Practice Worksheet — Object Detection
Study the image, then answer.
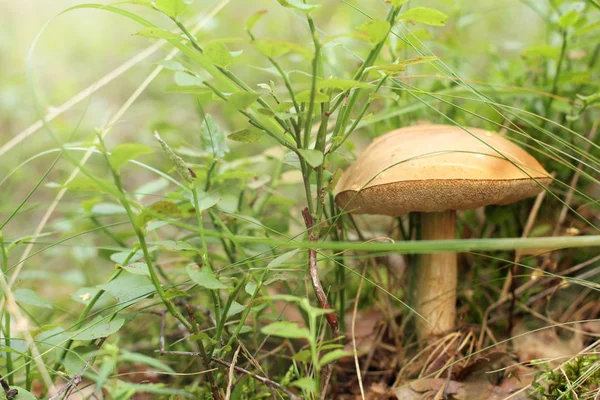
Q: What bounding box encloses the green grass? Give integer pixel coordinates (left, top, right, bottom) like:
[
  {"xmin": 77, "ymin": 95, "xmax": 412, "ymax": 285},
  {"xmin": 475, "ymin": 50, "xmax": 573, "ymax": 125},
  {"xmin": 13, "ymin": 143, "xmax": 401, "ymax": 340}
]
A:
[{"xmin": 0, "ymin": 0, "xmax": 599, "ymax": 398}]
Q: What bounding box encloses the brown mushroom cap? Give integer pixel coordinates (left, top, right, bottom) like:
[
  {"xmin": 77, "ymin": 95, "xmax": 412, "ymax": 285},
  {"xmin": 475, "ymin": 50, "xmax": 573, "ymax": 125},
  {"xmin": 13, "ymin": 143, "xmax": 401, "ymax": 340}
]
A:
[{"xmin": 335, "ymin": 125, "xmax": 551, "ymax": 216}]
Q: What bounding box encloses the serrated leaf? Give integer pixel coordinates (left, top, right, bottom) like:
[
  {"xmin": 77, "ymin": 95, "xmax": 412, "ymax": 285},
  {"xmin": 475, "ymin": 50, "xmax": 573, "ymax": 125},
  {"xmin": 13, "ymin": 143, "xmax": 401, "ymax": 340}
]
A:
[
  {"xmin": 135, "ymin": 27, "xmax": 180, "ymax": 39},
  {"xmin": 277, "ymin": 0, "xmax": 320, "ymax": 13},
  {"xmin": 398, "ymin": 7, "xmax": 448, "ymax": 26},
  {"xmin": 296, "ymin": 90, "xmax": 329, "ymax": 103},
  {"xmin": 317, "ymin": 78, "xmax": 373, "ymax": 90},
  {"xmin": 204, "ymin": 41, "xmax": 234, "ymax": 68},
  {"xmin": 73, "ymin": 317, "xmax": 125, "ymax": 340},
  {"xmin": 200, "ymin": 114, "xmax": 229, "ymax": 158},
  {"xmin": 261, "ymin": 321, "xmax": 311, "ymax": 339},
  {"xmin": 187, "ymin": 264, "xmax": 231, "ymax": 289},
  {"xmin": 110, "ymin": 143, "xmax": 153, "ymax": 170},
  {"xmin": 318, "ymin": 349, "xmax": 353, "ymax": 366},
  {"xmin": 298, "ymin": 149, "xmax": 324, "ymax": 167},
  {"xmin": 14, "ymin": 288, "xmax": 52, "ymax": 309},
  {"xmin": 155, "ymin": 0, "xmax": 193, "ymax": 18},
  {"xmin": 357, "ymin": 19, "xmax": 391, "ymax": 44},
  {"xmin": 246, "ymin": 9, "xmax": 268, "ymax": 32},
  {"xmin": 228, "ymin": 92, "xmax": 262, "ymax": 109},
  {"xmin": 268, "ymin": 249, "xmax": 300, "ymax": 268},
  {"xmin": 558, "ymin": 10, "xmax": 579, "ymax": 28},
  {"xmin": 228, "ymin": 128, "xmax": 265, "ymax": 143},
  {"xmin": 253, "ymin": 38, "xmax": 312, "ymax": 59}
]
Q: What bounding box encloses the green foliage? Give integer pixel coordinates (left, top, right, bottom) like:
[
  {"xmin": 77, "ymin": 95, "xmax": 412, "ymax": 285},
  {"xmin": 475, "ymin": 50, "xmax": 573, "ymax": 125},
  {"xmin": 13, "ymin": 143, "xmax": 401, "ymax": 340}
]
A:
[
  {"xmin": 3, "ymin": 0, "xmax": 599, "ymax": 398},
  {"xmin": 531, "ymin": 355, "xmax": 600, "ymax": 399}
]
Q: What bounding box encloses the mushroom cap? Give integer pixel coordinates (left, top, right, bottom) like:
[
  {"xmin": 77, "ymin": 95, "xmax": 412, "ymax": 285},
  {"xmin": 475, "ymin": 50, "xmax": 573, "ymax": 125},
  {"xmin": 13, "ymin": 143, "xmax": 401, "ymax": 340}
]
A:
[{"xmin": 335, "ymin": 125, "xmax": 551, "ymax": 216}]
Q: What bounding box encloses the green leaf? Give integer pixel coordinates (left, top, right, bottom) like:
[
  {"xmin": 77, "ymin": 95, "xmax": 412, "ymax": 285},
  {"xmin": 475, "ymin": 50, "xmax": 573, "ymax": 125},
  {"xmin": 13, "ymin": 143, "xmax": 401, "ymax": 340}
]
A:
[
  {"xmin": 200, "ymin": 114, "xmax": 229, "ymax": 158},
  {"xmin": 296, "ymin": 90, "xmax": 329, "ymax": 103},
  {"xmin": 4, "ymin": 387, "xmax": 36, "ymax": 400},
  {"xmin": 118, "ymin": 262, "xmax": 150, "ymax": 276},
  {"xmin": 186, "ymin": 264, "xmax": 231, "ymax": 290},
  {"xmin": 253, "ymin": 38, "xmax": 312, "ymax": 59},
  {"xmin": 261, "ymin": 321, "xmax": 311, "ymax": 339},
  {"xmin": 575, "ymin": 21, "xmax": 600, "ymax": 36},
  {"xmin": 164, "ymin": 288, "xmax": 190, "ymax": 299},
  {"xmin": 246, "ymin": 9, "xmax": 268, "ymax": 32},
  {"xmin": 174, "ymin": 71, "xmax": 203, "ymax": 86},
  {"xmin": 155, "ymin": 0, "xmax": 193, "ymax": 18},
  {"xmin": 228, "ymin": 92, "xmax": 262, "ymax": 109},
  {"xmin": 135, "ymin": 27, "xmax": 181, "ymax": 39},
  {"xmin": 110, "ymin": 143, "xmax": 153, "ymax": 170},
  {"xmin": 71, "ymin": 287, "xmax": 100, "ymax": 304},
  {"xmin": 244, "ymin": 282, "xmax": 258, "ymax": 295},
  {"xmin": 268, "ymin": 249, "xmax": 300, "ymax": 268},
  {"xmin": 165, "ymin": 83, "xmax": 211, "ymax": 95},
  {"xmin": 74, "ymin": 317, "xmax": 126, "ymax": 340},
  {"xmin": 121, "ymin": 349, "xmax": 176, "ymax": 373},
  {"xmin": 228, "ymin": 128, "xmax": 265, "ymax": 143},
  {"xmin": 204, "ymin": 41, "xmax": 234, "ymax": 68},
  {"xmin": 64, "ymin": 177, "xmax": 119, "ymax": 197},
  {"xmin": 157, "ymin": 60, "xmax": 185, "ymax": 71},
  {"xmin": 357, "ymin": 19, "xmax": 391, "ymax": 44},
  {"xmin": 139, "ymin": 200, "xmax": 182, "ymax": 225},
  {"xmin": 522, "ymin": 45, "xmax": 559, "ymax": 59},
  {"xmin": 398, "ymin": 7, "xmax": 448, "ymax": 26},
  {"xmin": 291, "ymin": 377, "xmax": 318, "ymax": 392},
  {"xmin": 558, "ymin": 10, "xmax": 579, "ymax": 28},
  {"xmin": 226, "ymin": 301, "xmax": 246, "ymax": 317},
  {"xmin": 192, "ymin": 188, "xmax": 220, "ymax": 211},
  {"xmin": 317, "ymin": 78, "xmax": 373, "ymax": 90},
  {"xmin": 14, "ymin": 289, "xmax": 52, "ymax": 309},
  {"xmin": 387, "ymin": 0, "xmax": 408, "ymax": 6},
  {"xmin": 318, "ymin": 349, "xmax": 353, "ymax": 366},
  {"xmin": 298, "ymin": 149, "xmax": 324, "ymax": 168},
  {"xmin": 372, "ymin": 56, "xmax": 438, "ymax": 74},
  {"xmin": 277, "ymin": 0, "xmax": 320, "ymax": 13},
  {"xmin": 97, "ymin": 273, "xmax": 155, "ymax": 303}
]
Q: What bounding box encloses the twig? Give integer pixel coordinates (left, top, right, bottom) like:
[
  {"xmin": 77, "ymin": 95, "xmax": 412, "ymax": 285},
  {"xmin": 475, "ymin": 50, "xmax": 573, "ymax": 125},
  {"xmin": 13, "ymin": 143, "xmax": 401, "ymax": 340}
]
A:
[
  {"xmin": 224, "ymin": 346, "xmax": 241, "ymax": 400},
  {"xmin": 211, "ymin": 358, "xmax": 301, "ymax": 400},
  {"xmin": 301, "ymin": 207, "xmax": 339, "ymax": 337},
  {"xmin": 50, "ymin": 338, "xmax": 107, "ymax": 400},
  {"xmin": 158, "ymin": 351, "xmax": 300, "ymax": 399}
]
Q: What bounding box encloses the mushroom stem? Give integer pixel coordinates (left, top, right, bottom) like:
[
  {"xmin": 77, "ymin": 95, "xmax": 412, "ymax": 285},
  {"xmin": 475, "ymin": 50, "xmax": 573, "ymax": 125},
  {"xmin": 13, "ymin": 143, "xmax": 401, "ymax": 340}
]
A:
[{"xmin": 416, "ymin": 210, "xmax": 457, "ymax": 340}]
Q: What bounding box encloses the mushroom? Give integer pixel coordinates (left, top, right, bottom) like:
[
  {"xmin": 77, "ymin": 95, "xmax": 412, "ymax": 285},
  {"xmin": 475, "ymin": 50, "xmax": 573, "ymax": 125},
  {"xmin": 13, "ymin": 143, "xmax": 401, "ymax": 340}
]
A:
[{"xmin": 335, "ymin": 124, "xmax": 551, "ymax": 339}]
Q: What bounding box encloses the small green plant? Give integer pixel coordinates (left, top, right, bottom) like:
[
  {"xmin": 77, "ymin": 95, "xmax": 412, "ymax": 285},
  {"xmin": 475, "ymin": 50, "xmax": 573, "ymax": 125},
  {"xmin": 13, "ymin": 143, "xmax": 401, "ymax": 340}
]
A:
[{"xmin": 530, "ymin": 354, "xmax": 600, "ymax": 399}]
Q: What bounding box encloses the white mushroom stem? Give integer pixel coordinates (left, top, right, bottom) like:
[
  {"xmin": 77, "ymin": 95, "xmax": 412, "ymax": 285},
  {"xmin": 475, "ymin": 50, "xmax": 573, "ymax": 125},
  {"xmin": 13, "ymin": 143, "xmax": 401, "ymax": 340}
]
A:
[{"xmin": 416, "ymin": 210, "xmax": 457, "ymax": 340}]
